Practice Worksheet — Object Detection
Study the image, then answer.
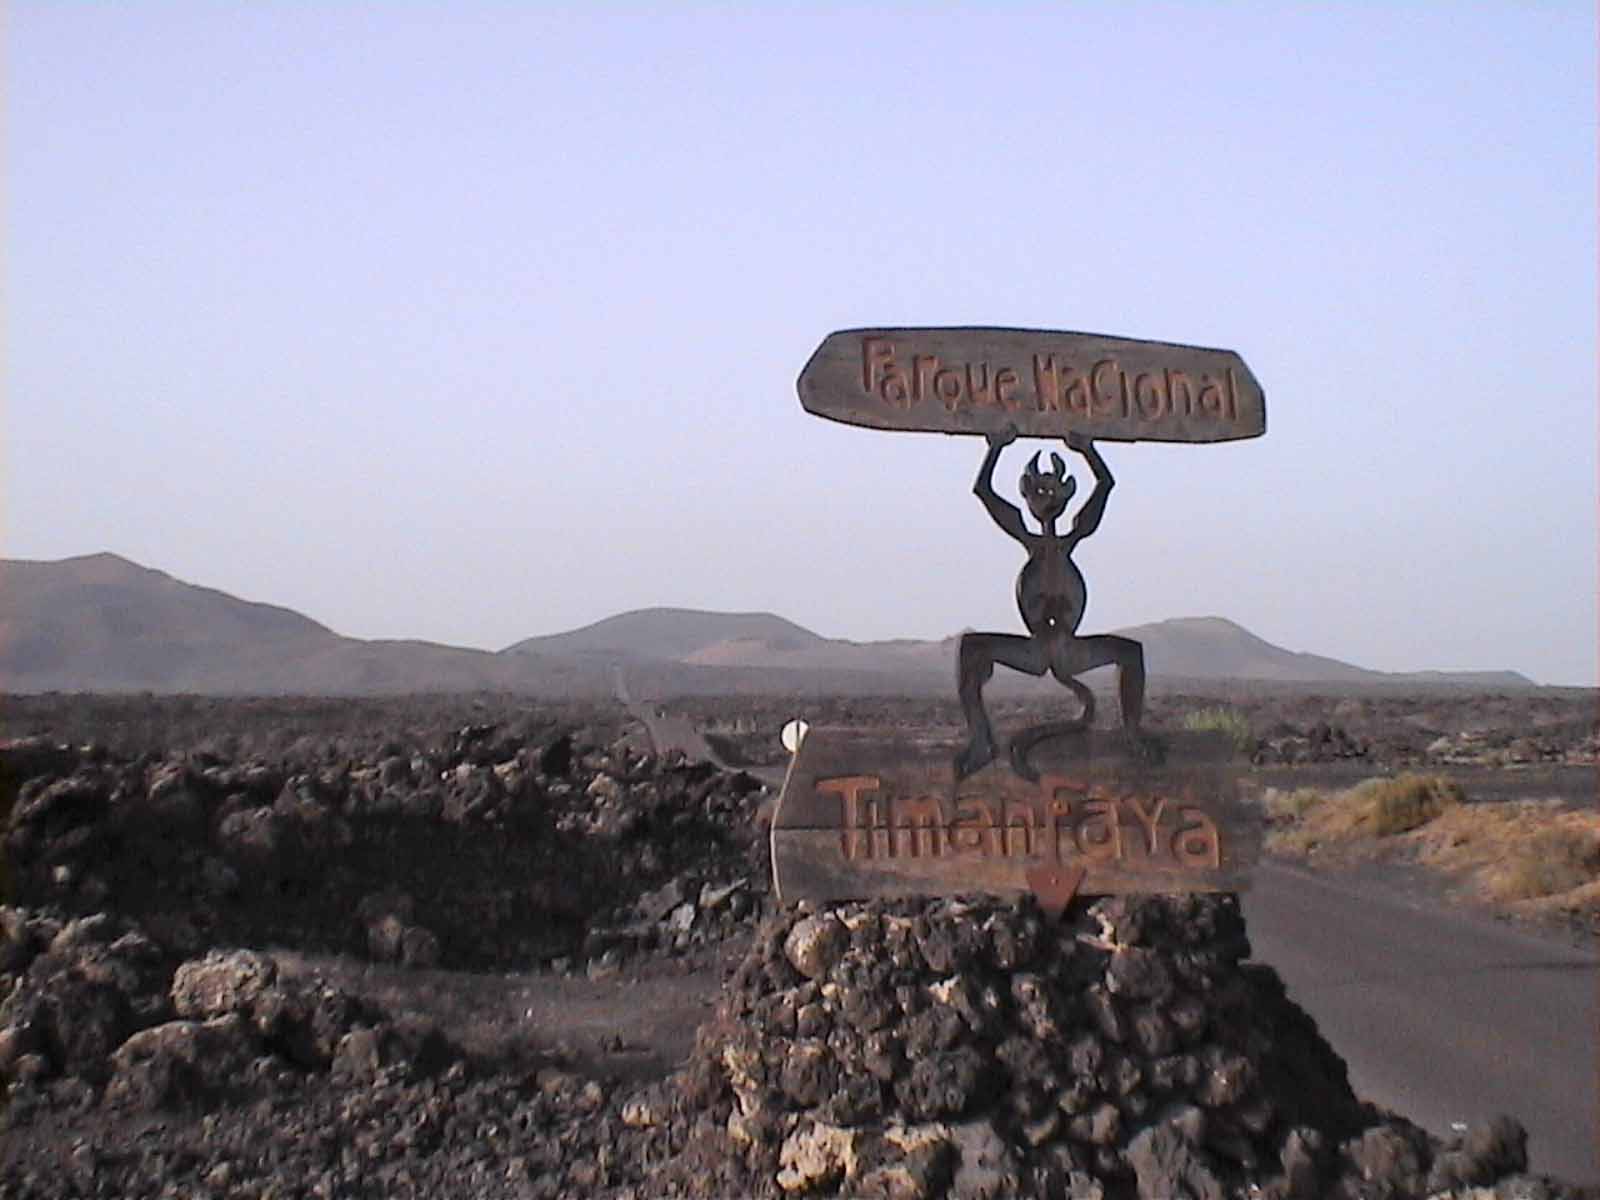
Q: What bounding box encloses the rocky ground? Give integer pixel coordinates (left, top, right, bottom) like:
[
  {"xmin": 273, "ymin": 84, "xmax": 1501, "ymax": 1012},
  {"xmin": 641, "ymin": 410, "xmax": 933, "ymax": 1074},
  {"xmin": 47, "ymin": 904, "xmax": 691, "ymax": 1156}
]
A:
[
  {"xmin": 686, "ymin": 689, "xmax": 1599, "ymax": 773},
  {"xmin": 1, "ymin": 694, "xmax": 1594, "ymax": 1199}
]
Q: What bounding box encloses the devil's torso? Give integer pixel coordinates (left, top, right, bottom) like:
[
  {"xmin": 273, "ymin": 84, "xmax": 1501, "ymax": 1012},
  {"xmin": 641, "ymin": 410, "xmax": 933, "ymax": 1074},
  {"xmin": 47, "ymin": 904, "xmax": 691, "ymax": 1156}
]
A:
[{"xmin": 1016, "ymin": 535, "xmax": 1086, "ymax": 641}]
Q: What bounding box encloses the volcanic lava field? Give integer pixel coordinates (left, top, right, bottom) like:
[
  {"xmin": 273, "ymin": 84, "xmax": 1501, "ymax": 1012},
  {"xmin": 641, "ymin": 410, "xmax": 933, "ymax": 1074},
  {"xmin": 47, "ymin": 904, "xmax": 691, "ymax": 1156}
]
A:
[{"xmin": 0, "ymin": 689, "xmax": 1594, "ymax": 1199}]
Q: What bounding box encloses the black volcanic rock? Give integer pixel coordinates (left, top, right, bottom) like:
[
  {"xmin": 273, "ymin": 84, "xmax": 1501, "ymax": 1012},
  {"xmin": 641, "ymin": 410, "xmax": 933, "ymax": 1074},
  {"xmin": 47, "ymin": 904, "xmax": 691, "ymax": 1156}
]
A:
[
  {"xmin": 2, "ymin": 717, "xmax": 769, "ymax": 973},
  {"xmin": 0, "ymin": 696, "xmax": 1589, "ymax": 1199},
  {"xmin": 651, "ymin": 895, "xmax": 1564, "ymax": 1199}
]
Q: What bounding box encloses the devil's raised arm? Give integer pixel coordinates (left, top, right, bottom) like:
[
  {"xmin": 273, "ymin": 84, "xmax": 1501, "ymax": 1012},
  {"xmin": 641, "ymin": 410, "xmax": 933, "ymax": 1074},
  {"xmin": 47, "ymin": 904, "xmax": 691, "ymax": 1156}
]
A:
[
  {"xmin": 974, "ymin": 430, "xmax": 1029, "ymax": 544},
  {"xmin": 1067, "ymin": 434, "xmax": 1114, "ymax": 540}
]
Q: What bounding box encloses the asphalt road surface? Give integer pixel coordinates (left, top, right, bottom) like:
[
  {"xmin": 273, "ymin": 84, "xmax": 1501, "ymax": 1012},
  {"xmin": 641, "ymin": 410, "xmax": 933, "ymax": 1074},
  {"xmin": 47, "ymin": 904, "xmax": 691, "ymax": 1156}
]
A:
[
  {"xmin": 1244, "ymin": 860, "xmax": 1598, "ymax": 1183},
  {"xmin": 616, "ymin": 694, "xmax": 725, "ymax": 773}
]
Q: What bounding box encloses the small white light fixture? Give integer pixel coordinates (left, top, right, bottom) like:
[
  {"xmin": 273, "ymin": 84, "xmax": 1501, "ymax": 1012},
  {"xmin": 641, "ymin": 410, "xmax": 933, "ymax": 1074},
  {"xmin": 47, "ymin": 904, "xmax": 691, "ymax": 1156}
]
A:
[{"xmin": 780, "ymin": 719, "xmax": 810, "ymax": 755}]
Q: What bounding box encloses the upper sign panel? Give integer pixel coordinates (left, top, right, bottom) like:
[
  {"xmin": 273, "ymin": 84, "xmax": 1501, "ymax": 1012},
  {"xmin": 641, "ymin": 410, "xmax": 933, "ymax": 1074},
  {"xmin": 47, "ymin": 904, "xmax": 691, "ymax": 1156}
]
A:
[{"xmin": 798, "ymin": 328, "xmax": 1265, "ymax": 443}]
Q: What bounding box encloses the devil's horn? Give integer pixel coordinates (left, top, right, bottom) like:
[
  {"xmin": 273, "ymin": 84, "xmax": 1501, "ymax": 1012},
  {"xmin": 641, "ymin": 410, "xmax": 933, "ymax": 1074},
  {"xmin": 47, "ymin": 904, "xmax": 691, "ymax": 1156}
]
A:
[
  {"xmin": 1050, "ymin": 452, "xmax": 1066, "ymax": 479},
  {"xmin": 1027, "ymin": 451, "xmax": 1042, "ymax": 477}
]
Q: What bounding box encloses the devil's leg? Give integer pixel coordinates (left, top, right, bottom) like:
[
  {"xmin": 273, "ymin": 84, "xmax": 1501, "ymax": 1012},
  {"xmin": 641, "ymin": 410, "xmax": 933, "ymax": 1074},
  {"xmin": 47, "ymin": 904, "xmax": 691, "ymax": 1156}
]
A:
[
  {"xmin": 1112, "ymin": 637, "xmax": 1146, "ymax": 737},
  {"xmin": 956, "ymin": 632, "xmax": 1047, "ymax": 778},
  {"xmin": 1050, "ymin": 634, "xmax": 1149, "ymax": 754},
  {"xmin": 1010, "ymin": 674, "xmax": 1097, "ymax": 779},
  {"xmin": 1051, "ymin": 672, "xmax": 1098, "ymax": 727}
]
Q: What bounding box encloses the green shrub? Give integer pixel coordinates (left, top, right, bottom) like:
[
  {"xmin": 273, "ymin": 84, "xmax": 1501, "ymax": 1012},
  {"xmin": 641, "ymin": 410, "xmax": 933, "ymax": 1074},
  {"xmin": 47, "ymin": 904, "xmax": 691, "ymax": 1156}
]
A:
[{"xmin": 1180, "ymin": 707, "xmax": 1255, "ymax": 754}]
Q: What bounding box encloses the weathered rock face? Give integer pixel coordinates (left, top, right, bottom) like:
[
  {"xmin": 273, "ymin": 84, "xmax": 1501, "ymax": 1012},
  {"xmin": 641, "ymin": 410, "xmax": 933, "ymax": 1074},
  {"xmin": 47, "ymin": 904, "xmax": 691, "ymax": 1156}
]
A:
[
  {"xmin": 170, "ymin": 948, "xmax": 377, "ymax": 1069},
  {"xmin": 1, "ymin": 725, "xmax": 770, "ymax": 972},
  {"xmin": 102, "ymin": 1014, "xmax": 258, "ymax": 1109},
  {"xmin": 0, "ymin": 700, "xmax": 1586, "ymax": 1199},
  {"xmin": 664, "ymin": 895, "xmax": 1541, "ymax": 1200},
  {"xmin": 0, "ymin": 910, "xmax": 175, "ymax": 1086},
  {"xmin": 0, "ymin": 913, "xmax": 464, "ymax": 1113},
  {"xmin": 1254, "ymin": 722, "xmax": 1370, "ymax": 765}
]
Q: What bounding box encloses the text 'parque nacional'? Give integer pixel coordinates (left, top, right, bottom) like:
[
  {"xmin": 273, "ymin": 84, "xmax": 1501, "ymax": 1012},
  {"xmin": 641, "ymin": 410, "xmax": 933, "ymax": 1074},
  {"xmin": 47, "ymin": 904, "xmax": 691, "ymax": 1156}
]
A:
[{"xmin": 798, "ymin": 327, "xmax": 1266, "ymax": 443}]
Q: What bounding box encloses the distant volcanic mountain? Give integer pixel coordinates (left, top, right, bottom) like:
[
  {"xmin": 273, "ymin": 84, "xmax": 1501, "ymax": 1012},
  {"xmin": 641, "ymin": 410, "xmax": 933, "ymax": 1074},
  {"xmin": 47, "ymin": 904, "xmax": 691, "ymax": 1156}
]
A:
[
  {"xmin": 0, "ymin": 553, "xmax": 1536, "ymax": 695},
  {"xmin": 0, "ymin": 554, "xmax": 563, "ymax": 695},
  {"xmin": 503, "ymin": 607, "xmax": 1534, "ymax": 689},
  {"xmin": 504, "ymin": 609, "xmax": 829, "ymax": 663},
  {"xmin": 1112, "ymin": 616, "xmax": 1397, "ymax": 685},
  {"xmin": 503, "ymin": 609, "xmax": 952, "ymax": 676},
  {"xmin": 1109, "ymin": 616, "xmax": 1532, "ymax": 689}
]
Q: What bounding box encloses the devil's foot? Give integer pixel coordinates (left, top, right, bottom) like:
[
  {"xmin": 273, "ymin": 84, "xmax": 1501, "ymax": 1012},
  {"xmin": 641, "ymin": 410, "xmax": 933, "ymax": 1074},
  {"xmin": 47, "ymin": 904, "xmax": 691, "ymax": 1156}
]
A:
[
  {"xmin": 1009, "ymin": 718, "xmax": 1094, "ymax": 780},
  {"xmin": 1008, "ymin": 740, "xmax": 1038, "ymax": 781},
  {"xmin": 1124, "ymin": 730, "xmax": 1167, "ymax": 764},
  {"xmin": 954, "ymin": 735, "xmax": 996, "ymax": 780}
]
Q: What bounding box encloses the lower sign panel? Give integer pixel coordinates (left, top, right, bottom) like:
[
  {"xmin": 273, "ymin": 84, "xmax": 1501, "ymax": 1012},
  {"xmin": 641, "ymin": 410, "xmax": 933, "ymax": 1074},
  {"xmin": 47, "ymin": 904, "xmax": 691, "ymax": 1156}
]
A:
[{"xmin": 770, "ymin": 729, "xmax": 1259, "ymax": 908}]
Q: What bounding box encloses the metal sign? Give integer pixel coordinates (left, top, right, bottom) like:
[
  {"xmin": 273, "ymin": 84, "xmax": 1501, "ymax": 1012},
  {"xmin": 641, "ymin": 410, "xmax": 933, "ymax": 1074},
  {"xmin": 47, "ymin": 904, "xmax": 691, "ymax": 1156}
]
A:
[
  {"xmin": 771, "ymin": 729, "xmax": 1259, "ymax": 914},
  {"xmin": 780, "ymin": 324, "xmax": 1266, "ymax": 910},
  {"xmin": 799, "ymin": 327, "xmax": 1265, "ymax": 443}
]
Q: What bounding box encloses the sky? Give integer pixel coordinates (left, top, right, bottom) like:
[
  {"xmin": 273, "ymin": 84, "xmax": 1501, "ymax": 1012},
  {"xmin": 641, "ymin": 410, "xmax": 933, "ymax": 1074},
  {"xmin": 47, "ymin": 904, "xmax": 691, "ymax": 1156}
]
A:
[{"xmin": 8, "ymin": 4, "xmax": 1597, "ymax": 685}]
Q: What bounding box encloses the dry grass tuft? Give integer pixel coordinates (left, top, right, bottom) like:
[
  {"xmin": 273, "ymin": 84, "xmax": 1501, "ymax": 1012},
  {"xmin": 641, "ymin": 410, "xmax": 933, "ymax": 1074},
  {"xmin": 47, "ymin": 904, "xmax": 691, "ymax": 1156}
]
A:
[
  {"xmin": 1272, "ymin": 781, "xmax": 1600, "ymax": 918},
  {"xmin": 1266, "ymin": 773, "xmax": 1463, "ymax": 855},
  {"xmin": 1491, "ymin": 824, "xmax": 1600, "ymax": 902},
  {"xmin": 1411, "ymin": 801, "xmax": 1600, "ymax": 908},
  {"xmin": 1357, "ymin": 774, "xmax": 1465, "ymax": 836},
  {"xmin": 1262, "ymin": 786, "xmax": 1326, "ymax": 824}
]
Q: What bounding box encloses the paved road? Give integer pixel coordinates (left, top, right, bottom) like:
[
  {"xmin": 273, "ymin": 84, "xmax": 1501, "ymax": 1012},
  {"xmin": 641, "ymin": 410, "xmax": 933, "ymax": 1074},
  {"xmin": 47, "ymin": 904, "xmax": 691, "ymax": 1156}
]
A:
[
  {"xmin": 635, "ymin": 695, "xmax": 1598, "ymax": 1184},
  {"xmin": 613, "ymin": 669, "xmax": 734, "ymax": 773},
  {"xmin": 1244, "ymin": 860, "xmax": 1598, "ymax": 1183}
]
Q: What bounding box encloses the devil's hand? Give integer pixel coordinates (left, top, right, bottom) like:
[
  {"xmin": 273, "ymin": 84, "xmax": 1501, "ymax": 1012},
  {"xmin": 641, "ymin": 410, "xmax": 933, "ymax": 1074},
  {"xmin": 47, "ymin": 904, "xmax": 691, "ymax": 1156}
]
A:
[{"xmin": 987, "ymin": 422, "xmax": 1019, "ymax": 450}]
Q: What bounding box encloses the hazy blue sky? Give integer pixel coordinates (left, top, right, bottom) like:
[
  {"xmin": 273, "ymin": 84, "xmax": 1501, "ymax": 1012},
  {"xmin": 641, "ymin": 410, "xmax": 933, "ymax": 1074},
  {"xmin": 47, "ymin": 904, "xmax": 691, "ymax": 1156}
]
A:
[{"xmin": 10, "ymin": 4, "xmax": 1596, "ymax": 684}]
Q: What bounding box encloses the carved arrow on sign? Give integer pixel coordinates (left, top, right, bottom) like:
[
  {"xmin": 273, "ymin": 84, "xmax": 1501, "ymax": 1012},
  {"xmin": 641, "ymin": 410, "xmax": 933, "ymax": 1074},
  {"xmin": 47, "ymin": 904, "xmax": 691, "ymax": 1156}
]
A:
[{"xmin": 1025, "ymin": 863, "xmax": 1087, "ymax": 918}]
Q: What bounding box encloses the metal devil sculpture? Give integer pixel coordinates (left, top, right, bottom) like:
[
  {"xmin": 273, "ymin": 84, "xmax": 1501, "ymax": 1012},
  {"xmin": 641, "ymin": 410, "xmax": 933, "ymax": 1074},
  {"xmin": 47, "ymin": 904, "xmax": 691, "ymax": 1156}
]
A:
[
  {"xmin": 768, "ymin": 327, "xmax": 1267, "ymax": 912},
  {"xmin": 956, "ymin": 424, "xmax": 1147, "ymax": 780}
]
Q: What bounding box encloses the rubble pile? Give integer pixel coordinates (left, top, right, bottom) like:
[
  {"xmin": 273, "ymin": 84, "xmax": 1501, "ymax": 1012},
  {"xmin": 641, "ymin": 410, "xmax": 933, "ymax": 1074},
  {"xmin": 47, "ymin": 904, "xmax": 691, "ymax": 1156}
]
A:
[
  {"xmin": 563, "ymin": 754, "xmax": 769, "ymax": 971},
  {"xmin": 1253, "ymin": 723, "xmax": 1370, "ymax": 766},
  {"xmin": 1, "ymin": 698, "xmax": 1592, "ymax": 1199},
  {"xmin": 654, "ymin": 895, "xmax": 1567, "ymax": 1199},
  {"xmin": 1, "ymin": 727, "xmax": 769, "ymax": 972},
  {"xmin": 0, "ymin": 893, "xmax": 1583, "ymax": 1199},
  {"xmin": 0, "ymin": 905, "xmax": 667, "ymax": 1199},
  {"xmin": 0, "ymin": 910, "xmax": 442, "ymax": 1111},
  {"xmin": 1421, "ymin": 731, "xmax": 1585, "ymax": 767}
]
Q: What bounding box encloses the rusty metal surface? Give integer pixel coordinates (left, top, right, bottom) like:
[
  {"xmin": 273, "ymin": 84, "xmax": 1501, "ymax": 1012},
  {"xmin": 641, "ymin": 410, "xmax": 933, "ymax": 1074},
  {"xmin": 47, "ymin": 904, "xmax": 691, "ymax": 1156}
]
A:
[
  {"xmin": 956, "ymin": 426, "xmax": 1147, "ymax": 779},
  {"xmin": 799, "ymin": 327, "xmax": 1265, "ymax": 443},
  {"xmin": 1023, "ymin": 863, "xmax": 1088, "ymax": 918},
  {"xmin": 782, "ymin": 323, "xmax": 1267, "ymax": 910},
  {"xmin": 770, "ymin": 728, "xmax": 1258, "ymax": 908}
]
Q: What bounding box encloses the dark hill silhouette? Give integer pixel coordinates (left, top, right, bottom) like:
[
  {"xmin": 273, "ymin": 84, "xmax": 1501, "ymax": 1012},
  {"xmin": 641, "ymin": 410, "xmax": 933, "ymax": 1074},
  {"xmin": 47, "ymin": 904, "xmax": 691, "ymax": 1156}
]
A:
[
  {"xmin": 0, "ymin": 554, "xmax": 579, "ymax": 695},
  {"xmin": 0, "ymin": 553, "xmax": 335, "ymax": 690},
  {"xmin": 503, "ymin": 608, "xmax": 952, "ymax": 676},
  {"xmin": 503, "ymin": 608, "xmax": 825, "ymax": 661},
  {"xmin": 1113, "ymin": 616, "xmax": 1381, "ymax": 684},
  {"xmin": 1111, "ymin": 616, "xmax": 1533, "ymax": 688},
  {"xmin": 0, "ymin": 553, "xmax": 1538, "ymax": 694},
  {"xmin": 6, "ymin": 551, "xmax": 329, "ymax": 643},
  {"xmin": 506, "ymin": 608, "xmax": 1538, "ymax": 688}
]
